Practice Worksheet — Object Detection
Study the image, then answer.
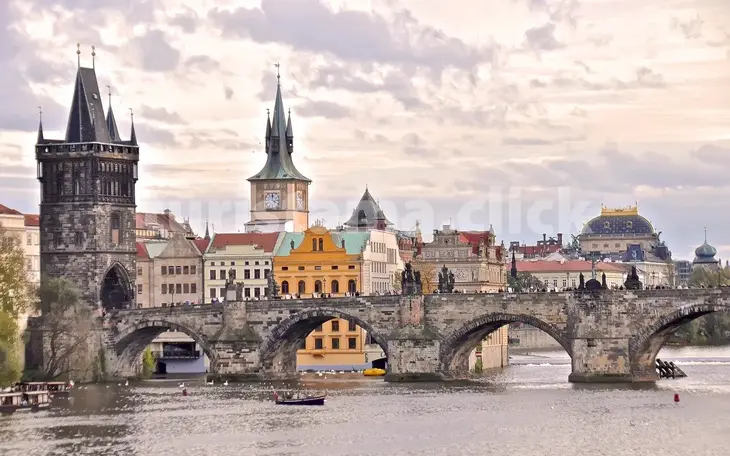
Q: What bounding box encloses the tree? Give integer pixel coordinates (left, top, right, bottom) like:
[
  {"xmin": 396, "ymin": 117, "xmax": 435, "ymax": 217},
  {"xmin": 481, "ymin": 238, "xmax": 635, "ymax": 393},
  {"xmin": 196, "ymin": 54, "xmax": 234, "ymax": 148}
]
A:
[
  {"xmin": 391, "ymin": 269, "xmax": 402, "ymax": 294},
  {"xmin": 410, "ymin": 258, "xmax": 437, "ymax": 294},
  {"xmin": 35, "ymin": 277, "xmax": 96, "ymax": 380},
  {"xmin": 141, "ymin": 347, "xmax": 155, "ymax": 378},
  {"xmin": 689, "ymin": 266, "xmax": 730, "ymax": 288},
  {"xmin": 0, "ymin": 224, "xmax": 33, "ymax": 386},
  {"xmin": 507, "ymin": 272, "xmax": 543, "ymax": 292}
]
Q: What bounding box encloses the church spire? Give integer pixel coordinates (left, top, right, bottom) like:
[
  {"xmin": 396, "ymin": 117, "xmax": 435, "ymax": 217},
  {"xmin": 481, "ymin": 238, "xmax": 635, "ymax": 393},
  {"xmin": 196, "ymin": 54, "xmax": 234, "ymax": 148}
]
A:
[
  {"xmin": 204, "ymin": 220, "xmax": 210, "ymax": 240},
  {"xmin": 65, "ymin": 43, "xmax": 111, "ymax": 143},
  {"xmin": 36, "ymin": 106, "xmax": 44, "ymax": 144},
  {"xmin": 105, "ymin": 85, "xmax": 121, "ymax": 142},
  {"xmin": 129, "ymin": 108, "xmax": 137, "ymax": 145},
  {"xmin": 511, "ymin": 249, "xmax": 518, "ymax": 279}
]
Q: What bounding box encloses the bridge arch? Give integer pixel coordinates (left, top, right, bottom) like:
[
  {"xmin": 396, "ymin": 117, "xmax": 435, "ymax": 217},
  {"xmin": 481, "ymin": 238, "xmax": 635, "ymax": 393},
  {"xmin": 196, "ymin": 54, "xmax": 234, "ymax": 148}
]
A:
[
  {"xmin": 259, "ymin": 306, "xmax": 389, "ymax": 376},
  {"xmin": 114, "ymin": 319, "xmax": 217, "ymax": 373},
  {"xmin": 101, "ymin": 262, "xmax": 133, "ymax": 311},
  {"xmin": 630, "ymin": 302, "xmax": 730, "ymax": 374},
  {"xmin": 439, "ymin": 312, "xmax": 571, "ymax": 374}
]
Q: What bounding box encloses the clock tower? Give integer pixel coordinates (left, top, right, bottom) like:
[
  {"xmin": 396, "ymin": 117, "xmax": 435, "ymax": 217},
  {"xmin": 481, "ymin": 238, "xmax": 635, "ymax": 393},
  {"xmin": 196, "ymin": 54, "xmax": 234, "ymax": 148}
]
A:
[{"xmin": 245, "ymin": 69, "xmax": 311, "ymax": 233}]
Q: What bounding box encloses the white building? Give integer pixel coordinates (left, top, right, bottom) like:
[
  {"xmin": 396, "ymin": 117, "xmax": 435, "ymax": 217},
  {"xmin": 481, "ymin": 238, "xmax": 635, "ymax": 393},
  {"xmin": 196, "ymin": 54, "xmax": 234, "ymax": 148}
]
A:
[{"xmin": 0, "ymin": 204, "xmax": 40, "ymax": 286}]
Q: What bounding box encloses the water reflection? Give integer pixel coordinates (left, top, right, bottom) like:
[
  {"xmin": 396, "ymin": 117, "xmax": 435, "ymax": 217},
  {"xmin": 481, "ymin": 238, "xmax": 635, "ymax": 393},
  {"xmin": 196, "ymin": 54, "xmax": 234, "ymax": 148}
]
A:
[{"xmin": 0, "ymin": 346, "xmax": 728, "ymax": 456}]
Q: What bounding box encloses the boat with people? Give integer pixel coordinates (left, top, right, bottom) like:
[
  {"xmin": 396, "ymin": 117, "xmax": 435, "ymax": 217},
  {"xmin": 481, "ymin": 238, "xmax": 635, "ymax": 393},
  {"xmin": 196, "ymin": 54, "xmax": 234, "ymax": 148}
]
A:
[
  {"xmin": 14, "ymin": 381, "xmax": 74, "ymax": 399},
  {"xmin": 272, "ymin": 387, "xmax": 326, "ymax": 406},
  {"xmin": 0, "ymin": 390, "xmax": 51, "ymax": 415}
]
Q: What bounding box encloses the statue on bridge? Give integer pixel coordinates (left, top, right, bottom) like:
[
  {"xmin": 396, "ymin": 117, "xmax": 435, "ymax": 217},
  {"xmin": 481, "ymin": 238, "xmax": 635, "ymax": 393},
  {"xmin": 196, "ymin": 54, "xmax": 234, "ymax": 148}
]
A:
[
  {"xmin": 402, "ymin": 262, "xmax": 422, "ymax": 295},
  {"xmin": 266, "ymin": 273, "xmax": 280, "ymax": 299},
  {"xmin": 438, "ymin": 265, "xmax": 455, "ymax": 293},
  {"xmin": 624, "ymin": 266, "xmax": 643, "ymax": 290},
  {"xmin": 225, "ymin": 268, "xmax": 236, "ymax": 289},
  {"xmin": 578, "ymin": 273, "xmax": 585, "ymax": 290}
]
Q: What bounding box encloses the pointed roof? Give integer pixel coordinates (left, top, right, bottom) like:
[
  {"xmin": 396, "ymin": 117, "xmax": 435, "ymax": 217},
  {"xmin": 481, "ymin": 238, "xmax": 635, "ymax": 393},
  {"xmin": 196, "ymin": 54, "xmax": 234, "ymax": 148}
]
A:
[
  {"xmin": 65, "ymin": 67, "xmax": 111, "ymax": 143},
  {"xmin": 248, "ymin": 72, "xmax": 310, "ymax": 182},
  {"xmin": 36, "ymin": 117, "xmax": 44, "ymax": 144},
  {"xmin": 286, "ymin": 108, "xmax": 293, "ymax": 138},
  {"xmin": 106, "ymin": 98, "xmax": 121, "ymax": 142},
  {"xmin": 130, "ymin": 114, "xmax": 137, "ymax": 145},
  {"xmin": 265, "ymin": 111, "xmax": 271, "ymax": 139},
  {"xmin": 344, "ymin": 187, "xmax": 393, "ymax": 229},
  {"xmin": 204, "ymin": 221, "xmax": 210, "ymax": 240}
]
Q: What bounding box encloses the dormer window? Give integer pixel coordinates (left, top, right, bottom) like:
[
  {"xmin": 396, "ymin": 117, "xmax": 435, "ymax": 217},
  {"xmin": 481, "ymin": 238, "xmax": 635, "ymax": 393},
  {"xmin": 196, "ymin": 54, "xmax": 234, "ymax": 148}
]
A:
[
  {"xmin": 603, "ymin": 221, "xmax": 610, "ymax": 229},
  {"xmin": 626, "ymin": 221, "xmax": 633, "ymax": 229}
]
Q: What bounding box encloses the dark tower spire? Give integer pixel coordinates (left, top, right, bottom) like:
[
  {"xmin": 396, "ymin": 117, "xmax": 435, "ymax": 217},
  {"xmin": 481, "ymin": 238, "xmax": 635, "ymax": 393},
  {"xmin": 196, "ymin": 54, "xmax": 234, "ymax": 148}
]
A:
[
  {"xmin": 247, "ymin": 64, "xmax": 310, "ymax": 182},
  {"xmin": 286, "ymin": 108, "xmax": 293, "ymax": 154},
  {"xmin": 129, "ymin": 108, "xmax": 137, "ymax": 145},
  {"xmin": 204, "ymin": 221, "xmax": 210, "ymax": 240},
  {"xmin": 105, "ymin": 85, "xmax": 121, "ymax": 142},
  {"xmin": 265, "ymin": 109, "xmax": 271, "ymax": 153},
  {"xmin": 510, "ymin": 250, "xmax": 518, "ymax": 279},
  {"xmin": 36, "ymin": 106, "xmax": 44, "ymax": 144},
  {"xmin": 65, "ymin": 43, "xmax": 111, "ymax": 143}
]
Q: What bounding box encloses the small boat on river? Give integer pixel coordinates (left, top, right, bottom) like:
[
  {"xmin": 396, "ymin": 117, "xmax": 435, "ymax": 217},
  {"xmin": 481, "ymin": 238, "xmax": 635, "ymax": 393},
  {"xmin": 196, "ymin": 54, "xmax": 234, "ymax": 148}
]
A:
[
  {"xmin": 272, "ymin": 387, "xmax": 326, "ymax": 406},
  {"xmin": 0, "ymin": 391, "xmax": 51, "ymax": 415},
  {"xmin": 45, "ymin": 382, "xmax": 72, "ymax": 398}
]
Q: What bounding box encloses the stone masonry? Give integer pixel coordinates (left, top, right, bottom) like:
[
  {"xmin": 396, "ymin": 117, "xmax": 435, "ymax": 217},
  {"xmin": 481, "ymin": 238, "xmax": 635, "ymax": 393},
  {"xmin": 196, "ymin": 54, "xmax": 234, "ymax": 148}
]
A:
[{"xmin": 100, "ymin": 287, "xmax": 730, "ymax": 383}]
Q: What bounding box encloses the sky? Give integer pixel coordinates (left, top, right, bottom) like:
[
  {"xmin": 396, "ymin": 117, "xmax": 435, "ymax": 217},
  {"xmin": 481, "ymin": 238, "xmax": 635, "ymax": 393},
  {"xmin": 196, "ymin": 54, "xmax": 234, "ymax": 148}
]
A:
[{"xmin": 1, "ymin": 0, "xmax": 729, "ymax": 261}]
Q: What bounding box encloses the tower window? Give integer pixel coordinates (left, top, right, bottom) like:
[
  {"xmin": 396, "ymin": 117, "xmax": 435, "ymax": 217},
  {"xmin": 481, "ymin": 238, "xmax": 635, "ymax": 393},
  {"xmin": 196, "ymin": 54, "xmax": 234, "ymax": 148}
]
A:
[
  {"xmin": 75, "ymin": 232, "xmax": 83, "ymax": 247},
  {"xmin": 110, "ymin": 213, "xmax": 121, "ymax": 245},
  {"xmin": 312, "ymin": 238, "xmax": 317, "ymax": 251},
  {"xmin": 318, "ymin": 238, "xmax": 324, "ymax": 251}
]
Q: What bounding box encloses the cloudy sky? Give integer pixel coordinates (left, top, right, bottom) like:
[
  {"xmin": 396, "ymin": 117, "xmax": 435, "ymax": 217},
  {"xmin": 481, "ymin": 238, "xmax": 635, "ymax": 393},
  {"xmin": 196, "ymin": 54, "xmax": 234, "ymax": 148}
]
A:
[{"xmin": 1, "ymin": 0, "xmax": 729, "ymax": 260}]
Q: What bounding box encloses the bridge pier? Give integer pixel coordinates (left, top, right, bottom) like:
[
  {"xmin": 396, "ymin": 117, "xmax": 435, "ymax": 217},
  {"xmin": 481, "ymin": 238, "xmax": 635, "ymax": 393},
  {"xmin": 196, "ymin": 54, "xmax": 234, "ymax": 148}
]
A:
[{"xmin": 568, "ymin": 337, "xmax": 633, "ymax": 383}]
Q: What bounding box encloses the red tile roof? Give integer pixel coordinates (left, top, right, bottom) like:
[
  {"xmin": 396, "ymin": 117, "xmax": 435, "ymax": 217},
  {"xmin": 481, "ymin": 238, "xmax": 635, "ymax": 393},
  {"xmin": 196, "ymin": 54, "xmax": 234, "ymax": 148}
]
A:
[
  {"xmin": 193, "ymin": 238, "xmax": 211, "ymax": 255},
  {"xmin": 516, "ymin": 260, "xmax": 626, "ymax": 273},
  {"xmin": 210, "ymin": 233, "xmax": 280, "ymax": 252},
  {"xmin": 24, "ymin": 214, "xmax": 40, "ymax": 227},
  {"xmin": 519, "ymin": 244, "xmax": 561, "ymax": 256},
  {"xmin": 458, "ymin": 231, "xmax": 491, "ymax": 254},
  {"xmin": 136, "ymin": 242, "xmax": 149, "ymax": 259},
  {"xmin": 0, "ymin": 204, "xmax": 22, "ymax": 215},
  {"xmin": 135, "ymin": 212, "xmax": 187, "ymax": 232}
]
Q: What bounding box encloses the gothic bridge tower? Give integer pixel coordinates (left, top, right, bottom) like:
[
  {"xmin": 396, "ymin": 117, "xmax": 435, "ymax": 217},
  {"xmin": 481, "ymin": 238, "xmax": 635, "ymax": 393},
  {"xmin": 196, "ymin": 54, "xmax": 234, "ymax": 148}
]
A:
[{"xmin": 35, "ymin": 46, "xmax": 139, "ymax": 311}]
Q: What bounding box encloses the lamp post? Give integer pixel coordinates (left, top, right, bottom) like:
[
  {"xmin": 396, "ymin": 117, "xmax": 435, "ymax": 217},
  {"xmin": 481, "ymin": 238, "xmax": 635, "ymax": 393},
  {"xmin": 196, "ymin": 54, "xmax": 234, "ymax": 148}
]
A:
[{"xmin": 323, "ymin": 278, "xmax": 327, "ymax": 297}]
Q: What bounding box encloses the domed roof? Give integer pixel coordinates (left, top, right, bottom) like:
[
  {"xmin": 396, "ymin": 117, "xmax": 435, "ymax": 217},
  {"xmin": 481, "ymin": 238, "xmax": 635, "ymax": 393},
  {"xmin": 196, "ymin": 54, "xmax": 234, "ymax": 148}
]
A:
[
  {"xmin": 694, "ymin": 242, "xmax": 717, "ymax": 259},
  {"xmin": 581, "ymin": 206, "xmax": 655, "ymax": 236}
]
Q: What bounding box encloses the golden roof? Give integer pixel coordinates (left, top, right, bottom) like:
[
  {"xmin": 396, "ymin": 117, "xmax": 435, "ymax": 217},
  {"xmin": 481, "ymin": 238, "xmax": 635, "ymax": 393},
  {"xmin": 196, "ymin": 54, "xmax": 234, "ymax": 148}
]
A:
[{"xmin": 600, "ymin": 204, "xmax": 639, "ymax": 217}]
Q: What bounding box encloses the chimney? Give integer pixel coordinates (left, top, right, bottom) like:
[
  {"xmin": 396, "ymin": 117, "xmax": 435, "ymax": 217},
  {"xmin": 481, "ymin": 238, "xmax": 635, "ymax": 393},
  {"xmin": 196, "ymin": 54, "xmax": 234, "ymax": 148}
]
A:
[
  {"xmin": 557, "ymin": 233, "xmax": 563, "ymax": 245},
  {"xmin": 542, "ymin": 233, "xmax": 547, "ymax": 243}
]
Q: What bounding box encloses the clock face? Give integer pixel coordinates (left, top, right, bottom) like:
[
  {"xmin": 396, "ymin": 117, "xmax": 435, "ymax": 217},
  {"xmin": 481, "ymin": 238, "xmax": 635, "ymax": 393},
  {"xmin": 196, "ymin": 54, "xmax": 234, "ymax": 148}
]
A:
[
  {"xmin": 296, "ymin": 191, "xmax": 305, "ymax": 210},
  {"xmin": 264, "ymin": 192, "xmax": 280, "ymax": 209}
]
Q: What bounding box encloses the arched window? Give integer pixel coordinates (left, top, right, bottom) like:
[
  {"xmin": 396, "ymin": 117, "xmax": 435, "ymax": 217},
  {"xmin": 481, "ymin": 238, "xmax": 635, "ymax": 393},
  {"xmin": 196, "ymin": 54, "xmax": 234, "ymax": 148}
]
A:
[
  {"xmin": 318, "ymin": 238, "xmax": 324, "ymax": 251},
  {"xmin": 312, "ymin": 238, "xmax": 317, "ymax": 251},
  {"xmin": 314, "ymin": 280, "xmax": 322, "ymax": 293},
  {"xmin": 331, "ymin": 280, "xmax": 339, "ymax": 294},
  {"xmin": 281, "ymin": 280, "xmax": 289, "ymax": 295},
  {"xmin": 110, "ymin": 213, "xmax": 121, "ymax": 245},
  {"xmin": 348, "ymin": 279, "xmax": 357, "ymax": 293},
  {"xmin": 298, "ymin": 280, "xmax": 306, "ymax": 294}
]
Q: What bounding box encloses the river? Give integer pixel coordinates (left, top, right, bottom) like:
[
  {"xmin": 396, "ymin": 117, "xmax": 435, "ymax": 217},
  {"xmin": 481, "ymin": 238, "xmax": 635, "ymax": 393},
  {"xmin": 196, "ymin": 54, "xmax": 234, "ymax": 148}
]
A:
[{"xmin": 2, "ymin": 346, "xmax": 729, "ymax": 456}]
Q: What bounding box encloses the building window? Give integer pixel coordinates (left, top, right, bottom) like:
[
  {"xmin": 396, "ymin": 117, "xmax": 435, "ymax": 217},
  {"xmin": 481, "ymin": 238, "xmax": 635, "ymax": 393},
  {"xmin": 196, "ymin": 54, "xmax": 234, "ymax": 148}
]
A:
[
  {"xmin": 210, "ymin": 270, "xmax": 216, "ymax": 280},
  {"xmin": 615, "ymin": 243, "xmax": 620, "ymax": 248},
  {"xmin": 191, "ymin": 265, "xmax": 197, "ymax": 274},
  {"xmin": 210, "ymin": 262, "xmax": 216, "ymax": 266},
  {"xmin": 281, "ymin": 281, "xmax": 289, "ymax": 294},
  {"xmin": 332, "ymin": 265, "xmax": 338, "ymax": 270},
  {"xmin": 314, "ymin": 338, "xmax": 323, "ymax": 349},
  {"xmin": 254, "ymin": 288, "xmax": 261, "ymax": 298},
  {"xmin": 298, "ymin": 280, "xmax": 306, "ymax": 294},
  {"xmin": 220, "ymin": 287, "xmax": 225, "ymax": 297},
  {"xmin": 168, "ymin": 266, "xmax": 174, "ymax": 275},
  {"xmin": 75, "ymin": 232, "xmax": 83, "ymax": 247},
  {"xmin": 312, "ymin": 238, "xmax": 317, "ymax": 251},
  {"xmin": 26, "ymin": 233, "xmax": 31, "ymax": 245},
  {"xmin": 331, "ymin": 320, "xmax": 340, "ymax": 332},
  {"xmin": 254, "ymin": 261, "xmax": 259, "ymax": 266},
  {"xmin": 137, "ymin": 284, "xmax": 143, "ymax": 295},
  {"xmin": 110, "ymin": 213, "xmax": 121, "ymax": 245},
  {"xmin": 265, "ymin": 261, "xmax": 269, "ymax": 265},
  {"xmin": 348, "ymin": 337, "xmax": 357, "ymax": 349},
  {"xmin": 314, "ymin": 280, "xmax": 322, "ymax": 293},
  {"xmin": 348, "ymin": 265, "xmax": 355, "ymax": 270},
  {"xmin": 254, "ymin": 269, "xmax": 261, "ymax": 279},
  {"xmin": 220, "ymin": 269, "xmax": 226, "ymax": 280},
  {"xmin": 210, "ymin": 288, "xmax": 216, "ymax": 298},
  {"xmin": 331, "ymin": 280, "xmax": 339, "ymax": 293},
  {"xmin": 281, "ymin": 266, "xmax": 289, "ymax": 271},
  {"xmin": 176, "ymin": 284, "xmax": 182, "ymax": 294},
  {"xmin": 298, "ymin": 266, "xmax": 304, "ymax": 271},
  {"xmin": 176, "ymin": 266, "xmax": 182, "ymax": 275},
  {"xmin": 229, "ymin": 269, "xmax": 237, "ymax": 280},
  {"xmin": 162, "ymin": 284, "xmax": 167, "ymax": 294},
  {"xmin": 314, "ymin": 324, "xmax": 322, "ymax": 332},
  {"xmin": 53, "ymin": 232, "xmax": 61, "ymax": 248},
  {"xmin": 349, "ymin": 320, "xmax": 357, "ymax": 331},
  {"xmin": 314, "ymin": 266, "xmax": 321, "ymax": 270},
  {"xmin": 183, "ymin": 283, "xmax": 189, "ymax": 293},
  {"xmin": 562, "ymin": 279, "xmax": 567, "ymax": 287},
  {"xmin": 191, "ymin": 283, "xmax": 197, "ymax": 294},
  {"xmin": 264, "ymin": 269, "xmax": 270, "ymax": 278},
  {"xmin": 244, "ymin": 287, "xmax": 251, "ymax": 298},
  {"xmin": 331, "ymin": 337, "xmax": 340, "ymax": 350},
  {"xmin": 161, "ymin": 266, "xmax": 167, "ymax": 275},
  {"xmin": 137, "ymin": 267, "xmax": 142, "ymax": 276},
  {"xmin": 244, "ymin": 270, "xmax": 251, "ymax": 279},
  {"xmin": 231, "ymin": 261, "xmax": 235, "ymax": 266},
  {"xmin": 318, "ymin": 238, "xmax": 324, "ymax": 251},
  {"xmin": 183, "ymin": 266, "xmax": 189, "ymax": 274},
  {"xmin": 348, "ymin": 279, "xmax": 357, "ymax": 293}
]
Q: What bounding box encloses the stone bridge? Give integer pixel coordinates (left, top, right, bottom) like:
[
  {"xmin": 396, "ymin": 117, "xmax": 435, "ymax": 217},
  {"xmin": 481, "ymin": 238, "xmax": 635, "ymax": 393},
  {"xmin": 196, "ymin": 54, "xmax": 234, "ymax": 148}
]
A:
[{"xmin": 101, "ymin": 288, "xmax": 730, "ymax": 383}]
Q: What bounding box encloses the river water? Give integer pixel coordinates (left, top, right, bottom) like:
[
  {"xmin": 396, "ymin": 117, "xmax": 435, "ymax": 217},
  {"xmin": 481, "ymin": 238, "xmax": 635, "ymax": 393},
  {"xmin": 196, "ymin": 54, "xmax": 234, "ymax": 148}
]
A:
[{"xmin": 2, "ymin": 346, "xmax": 729, "ymax": 456}]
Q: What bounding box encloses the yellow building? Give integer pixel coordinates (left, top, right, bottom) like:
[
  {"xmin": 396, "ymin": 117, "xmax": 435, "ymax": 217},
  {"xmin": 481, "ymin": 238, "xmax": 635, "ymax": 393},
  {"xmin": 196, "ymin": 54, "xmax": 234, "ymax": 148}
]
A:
[
  {"xmin": 274, "ymin": 225, "xmax": 366, "ymax": 297},
  {"xmin": 296, "ymin": 318, "xmax": 370, "ymax": 371},
  {"xmin": 469, "ymin": 326, "xmax": 509, "ymax": 371}
]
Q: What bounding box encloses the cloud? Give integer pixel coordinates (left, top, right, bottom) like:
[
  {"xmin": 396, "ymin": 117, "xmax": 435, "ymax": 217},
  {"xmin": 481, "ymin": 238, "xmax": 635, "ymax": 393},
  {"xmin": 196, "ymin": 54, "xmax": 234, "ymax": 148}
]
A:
[
  {"xmin": 129, "ymin": 30, "xmax": 181, "ymax": 72},
  {"xmin": 296, "ymin": 100, "xmax": 351, "ymax": 119},
  {"xmin": 402, "ymin": 132, "xmax": 439, "ymax": 157},
  {"xmin": 525, "ymin": 23, "xmax": 564, "ymax": 51},
  {"xmin": 671, "ymin": 15, "xmax": 705, "ymax": 40},
  {"xmin": 185, "ymin": 55, "xmax": 220, "ymax": 72},
  {"xmin": 209, "ymin": 0, "xmax": 492, "ymax": 74},
  {"xmin": 139, "ymin": 106, "xmax": 187, "ymax": 124}
]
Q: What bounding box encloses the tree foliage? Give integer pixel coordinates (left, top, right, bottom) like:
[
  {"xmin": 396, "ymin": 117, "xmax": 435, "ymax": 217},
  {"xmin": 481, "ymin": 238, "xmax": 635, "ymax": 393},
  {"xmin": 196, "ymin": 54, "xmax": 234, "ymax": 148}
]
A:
[
  {"xmin": 391, "ymin": 269, "xmax": 402, "ymax": 293},
  {"xmin": 141, "ymin": 347, "xmax": 156, "ymax": 379},
  {"xmin": 0, "ymin": 224, "xmax": 33, "ymax": 386},
  {"xmin": 689, "ymin": 266, "xmax": 730, "ymax": 288},
  {"xmin": 507, "ymin": 272, "xmax": 543, "ymax": 292},
  {"xmin": 36, "ymin": 277, "xmax": 96, "ymax": 380},
  {"xmin": 670, "ymin": 265, "xmax": 730, "ymax": 345},
  {"xmin": 410, "ymin": 258, "xmax": 437, "ymax": 294}
]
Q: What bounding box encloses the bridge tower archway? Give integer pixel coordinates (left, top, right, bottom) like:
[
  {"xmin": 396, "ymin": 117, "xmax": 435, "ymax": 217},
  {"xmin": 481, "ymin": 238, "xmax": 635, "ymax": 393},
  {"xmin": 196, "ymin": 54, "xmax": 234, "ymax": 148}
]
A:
[
  {"xmin": 259, "ymin": 307, "xmax": 389, "ymax": 378},
  {"xmin": 113, "ymin": 320, "xmax": 217, "ymax": 375},
  {"xmin": 439, "ymin": 312, "xmax": 571, "ymax": 376}
]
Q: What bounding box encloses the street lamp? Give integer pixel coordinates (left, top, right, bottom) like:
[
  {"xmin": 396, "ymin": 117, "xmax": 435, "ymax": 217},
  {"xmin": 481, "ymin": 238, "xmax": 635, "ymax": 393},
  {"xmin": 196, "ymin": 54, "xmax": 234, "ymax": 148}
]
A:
[{"xmin": 323, "ymin": 278, "xmax": 327, "ymax": 297}]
